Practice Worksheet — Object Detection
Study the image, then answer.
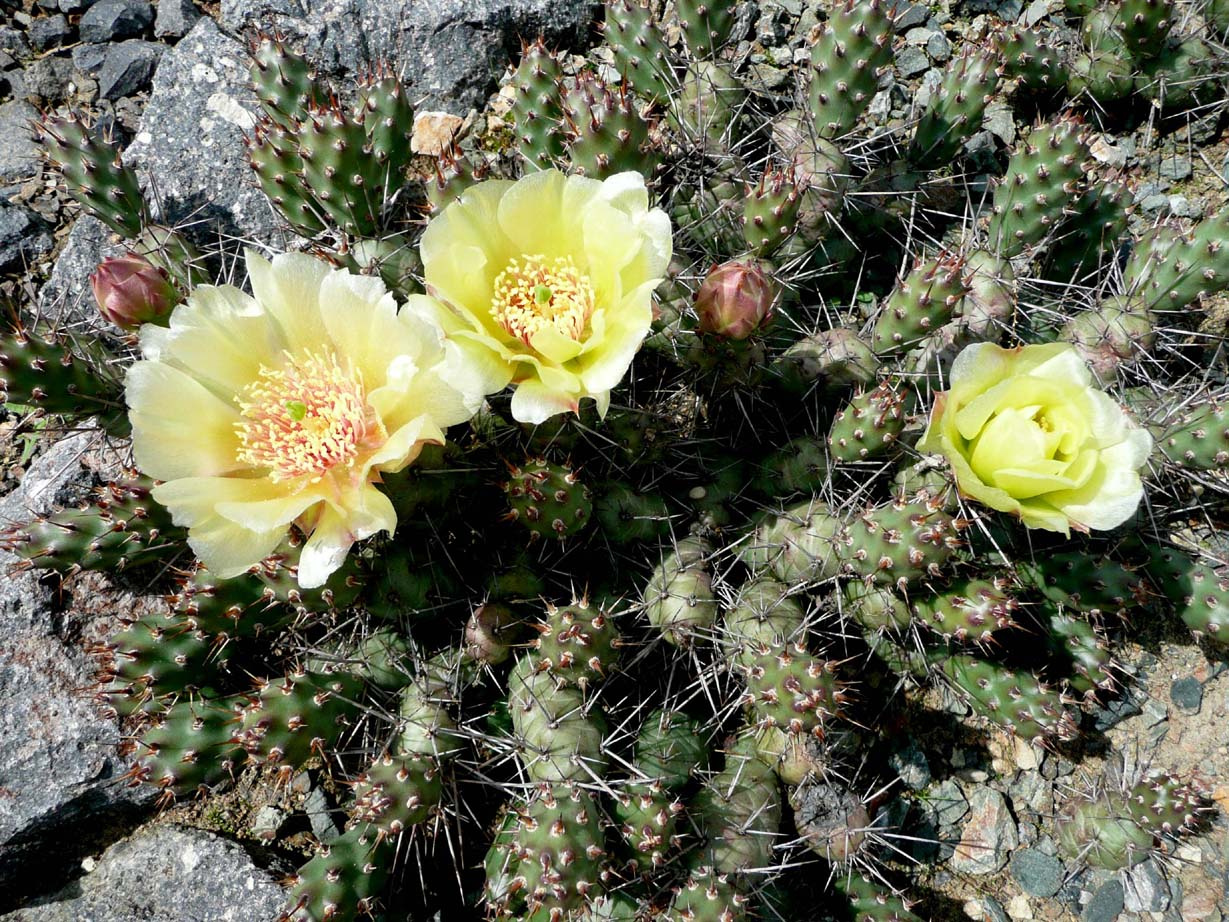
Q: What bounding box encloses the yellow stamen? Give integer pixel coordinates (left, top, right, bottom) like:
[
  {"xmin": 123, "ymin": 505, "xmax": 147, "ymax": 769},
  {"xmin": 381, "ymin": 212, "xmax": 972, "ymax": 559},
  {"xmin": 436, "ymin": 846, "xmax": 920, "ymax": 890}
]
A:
[
  {"xmin": 235, "ymin": 350, "xmax": 377, "ymax": 483},
  {"xmin": 491, "ymin": 255, "xmax": 595, "ymax": 347}
]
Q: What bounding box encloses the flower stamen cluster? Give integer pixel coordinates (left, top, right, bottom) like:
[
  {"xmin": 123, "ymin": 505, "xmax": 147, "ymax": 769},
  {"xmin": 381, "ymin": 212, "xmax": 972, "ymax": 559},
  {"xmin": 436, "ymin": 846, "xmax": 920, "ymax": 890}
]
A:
[
  {"xmin": 235, "ymin": 350, "xmax": 380, "ymax": 484},
  {"xmin": 492, "ymin": 255, "xmax": 595, "ymax": 346}
]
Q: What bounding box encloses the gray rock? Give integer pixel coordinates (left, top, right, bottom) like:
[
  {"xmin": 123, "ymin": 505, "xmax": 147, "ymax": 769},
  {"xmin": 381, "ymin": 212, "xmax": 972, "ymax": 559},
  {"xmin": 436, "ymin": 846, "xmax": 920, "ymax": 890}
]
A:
[
  {"xmin": 0, "ymin": 204, "xmax": 53, "ymax": 274},
  {"xmin": 97, "ymin": 39, "xmax": 163, "ymax": 99},
  {"xmin": 220, "ymin": 0, "xmax": 596, "ymax": 113},
  {"xmin": 71, "ymin": 42, "xmax": 110, "ymax": 75},
  {"xmin": 964, "ymin": 0, "xmax": 1024, "ymax": 17},
  {"xmin": 122, "ymin": 18, "xmax": 283, "ymax": 243},
  {"xmin": 38, "ymin": 217, "xmax": 125, "ymax": 323},
  {"xmin": 973, "ymin": 897, "xmax": 1010, "ymax": 922},
  {"xmin": 0, "ymin": 434, "xmax": 155, "ymax": 905},
  {"xmin": 1122, "ymin": 858, "xmax": 1170, "ymax": 912},
  {"xmin": 983, "ymin": 101, "xmax": 1016, "ymax": 145},
  {"xmin": 27, "ymin": 14, "xmax": 72, "ymax": 51},
  {"xmin": 896, "ymin": 44, "xmax": 929, "ymax": 77},
  {"xmin": 1023, "ymin": 0, "xmax": 1052, "ymax": 26},
  {"xmin": 950, "ymin": 787, "xmax": 1018, "ymax": 874},
  {"xmin": 1083, "ymin": 878, "xmax": 1125, "ymax": 922},
  {"xmin": 930, "ymin": 779, "xmax": 969, "ymax": 828},
  {"xmin": 1158, "ymin": 155, "xmax": 1192, "ymax": 182},
  {"xmin": 887, "ymin": 0, "xmax": 929, "ymax": 31},
  {"xmin": 60, "ymin": 0, "xmax": 101, "ymax": 12},
  {"xmin": 1094, "ymin": 684, "xmax": 1145, "ymax": 730},
  {"xmin": 302, "ymin": 785, "xmax": 341, "ymax": 843},
  {"xmin": 1011, "ymin": 848, "xmax": 1064, "ymax": 897},
  {"xmin": 0, "ymin": 100, "xmax": 40, "ymax": 185},
  {"xmin": 18, "ymin": 54, "xmax": 75, "ymax": 103},
  {"xmin": 0, "ymin": 825, "xmax": 285, "ymax": 922},
  {"xmin": 889, "ymin": 740, "xmax": 931, "ymax": 790},
  {"xmin": 0, "ymin": 26, "xmax": 31, "ymax": 59},
  {"xmin": 154, "ymin": 0, "xmax": 201, "ymax": 37},
  {"xmin": 79, "ymin": 0, "xmax": 155, "ymax": 43},
  {"xmin": 1170, "ymin": 676, "xmax": 1203, "ymax": 713},
  {"xmin": 926, "ymin": 30, "xmax": 951, "ymax": 61},
  {"xmin": 1139, "ymin": 193, "xmax": 1170, "ymax": 215}
]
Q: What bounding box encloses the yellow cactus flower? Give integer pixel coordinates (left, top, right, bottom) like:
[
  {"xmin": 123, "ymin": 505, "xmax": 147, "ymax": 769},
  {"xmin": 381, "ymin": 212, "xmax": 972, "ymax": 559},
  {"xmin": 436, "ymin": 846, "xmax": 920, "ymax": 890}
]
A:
[
  {"xmin": 918, "ymin": 342, "xmax": 1152, "ymax": 535},
  {"xmin": 125, "ymin": 251, "xmax": 486, "ymax": 588},
  {"xmin": 418, "ymin": 169, "xmax": 672, "ymax": 424}
]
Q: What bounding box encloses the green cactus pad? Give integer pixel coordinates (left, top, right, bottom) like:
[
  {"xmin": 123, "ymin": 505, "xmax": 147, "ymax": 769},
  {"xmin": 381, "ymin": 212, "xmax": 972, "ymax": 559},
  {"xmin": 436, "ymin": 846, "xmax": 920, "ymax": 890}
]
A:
[
  {"xmin": 722, "ymin": 576, "xmax": 807, "ymax": 666},
  {"xmin": 1156, "ymin": 400, "xmax": 1229, "ymax": 472},
  {"xmin": 7, "ymin": 478, "xmax": 180, "ymax": 576},
  {"xmin": 38, "ymin": 115, "xmax": 147, "ymax": 238},
  {"xmin": 129, "ymin": 696, "xmax": 243, "ymax": 798},
  {"xmin": 603, "ymin": 0, "xmax": 673, "ymax": 101},
  {"xmin": 988, "ymin": 115, "xmax": 1089, "ymax": 259},
  {"xmin": 509, "ymin": 39, "xmax": 566, "ymax": 170},
  {"xmin": 489, "ymin": 783, "xmax": 606, "ymax": 920},
  {"xmin": 909, "ymin": 46, "xmax": 1000, "ymax": 169},
  {"xmin": 643, "ymin": 536, "xmax": 719, "ymax": 646},
  {"xmin": 808, "ymin": 0, "xmax": 894, "ymax": 141},
  {"xmin": 828, "ymin": 381, "xmax": 912, "ymax": 461},
  {"xmin": 1143, "ymin": 545, "xmax": 1229, "ymax": 645},
  {"xmin": 235, "ymin": 668, "xmax": 366, "ymax": 776},
  {"xmin": 532, "ymin": 600, "xmax": 620, "ymax": 687},
  {"xmin": 504, "ymin": 457, "xmax": 593, "ymax": 541},
  {"xmin": 508, "ymin": 661, "xmax": 609, "ymax": 782},
  {"xmin": 872, "ymin": 251, "xmax": 971, "ymax": 357},
  {"xmin": 1058, "ymin": 772, "xmax": 1208, "ymax": 869},
  {"xmin": 283, "ymin": 823, "xmax": 391, "ymax": 922},
  {"xmin": 911, "ymin": 576, "xmax": 1018, "ymax": 643},
  {"xmin": 840, "ymin": 492, "xmax": 961, "ymax": 589},
  {"xmin": 742, "ymin": 643, "xmax": 845, "ymax": 738},
  {"xmin": 0, "ymin": 327, "xmax": 124, "ymax": 425},
  {"xmin": 938, "ymin": 653, "xmax": 1078, "ymax": 741},
  {"xmin": 350, "ymin": 752, "xmax": 443, "ymax": 836}
]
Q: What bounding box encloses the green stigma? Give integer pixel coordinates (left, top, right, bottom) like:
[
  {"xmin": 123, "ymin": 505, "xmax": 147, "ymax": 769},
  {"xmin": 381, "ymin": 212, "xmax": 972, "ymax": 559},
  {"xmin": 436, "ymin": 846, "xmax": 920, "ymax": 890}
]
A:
[
  {"xmin": 534, "ymin": 284, "xmax": 553, "ymax": 306},
  {"xmin": 285, "ymin": 400, "xmax": 308, "ymax": 421}
]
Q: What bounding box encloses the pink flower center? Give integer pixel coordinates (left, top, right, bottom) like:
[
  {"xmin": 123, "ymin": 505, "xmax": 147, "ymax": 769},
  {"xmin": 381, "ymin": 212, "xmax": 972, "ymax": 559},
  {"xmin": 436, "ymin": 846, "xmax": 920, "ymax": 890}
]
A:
[
  {"xmin": 491, "ymin": 254, "xmax": 595, "ymax": 346},
  {"xmin": 235, "ymin": 350, "xmax": 377, "ymax": 483}
]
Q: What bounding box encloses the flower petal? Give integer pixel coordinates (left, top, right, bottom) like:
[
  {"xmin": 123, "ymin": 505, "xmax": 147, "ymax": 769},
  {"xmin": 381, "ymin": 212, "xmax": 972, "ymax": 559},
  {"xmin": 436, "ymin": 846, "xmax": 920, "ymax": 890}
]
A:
[
  {"xmin": 298, "ymin": 486, "xmax": 397, "ymax": 588},
  {"xmin": 245, "ymin": 250, "xmax": 331, "ymax": 352},
  {"xmin": 126, "ymin": 361, "xmax": 245, "ymax": 479},
  {"xmin": 153, "ymin": 477, "xmax": 288, "ymax": 577}
]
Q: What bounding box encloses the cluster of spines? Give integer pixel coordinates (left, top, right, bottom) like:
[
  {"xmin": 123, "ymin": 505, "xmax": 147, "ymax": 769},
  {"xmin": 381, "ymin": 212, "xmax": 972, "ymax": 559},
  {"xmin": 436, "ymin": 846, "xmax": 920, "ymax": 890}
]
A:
[
  {"xmin": 503, "ymin": 457, "xmax": 593, "ymax": 542},
  {"xmin": 246, "ymin": 37, "xmax": 413, "ymax": 238},
  {"xmin": 0, "ymin": 326, "xmax": 123, "ymax": 424},
  {"xmin": 1057, "ymin": 771, "xmax": 1209, "ymax": 869},
  {"xmin": 988, "ymin": 115, "xmax": 1090, "ymax": 259},
  {"xmin": 5, "ymin": 477, "xmax": 179, "ymax": 575},
  {"xmin": 807, "ymin": 0, "xmax": 893, "ymax": 141}
]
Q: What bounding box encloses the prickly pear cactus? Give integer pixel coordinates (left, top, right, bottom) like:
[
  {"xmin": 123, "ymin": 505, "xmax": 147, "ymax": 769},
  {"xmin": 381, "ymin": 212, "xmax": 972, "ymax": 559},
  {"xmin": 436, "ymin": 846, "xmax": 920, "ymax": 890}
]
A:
[{"xmin": 19, "ymin": 3, "xmax": 1229, "ymax": 921}]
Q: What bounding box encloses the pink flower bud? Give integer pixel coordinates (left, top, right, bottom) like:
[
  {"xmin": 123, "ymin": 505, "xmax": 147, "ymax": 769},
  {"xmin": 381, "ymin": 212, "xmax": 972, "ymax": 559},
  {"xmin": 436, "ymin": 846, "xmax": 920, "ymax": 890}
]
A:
[
  {"xmin": 694, "ymin": 260, "xmax": 776, "ymax": 340},
  {"xmin": 90, "ymin": 255, "xmax": 180, "ymax": 331}
]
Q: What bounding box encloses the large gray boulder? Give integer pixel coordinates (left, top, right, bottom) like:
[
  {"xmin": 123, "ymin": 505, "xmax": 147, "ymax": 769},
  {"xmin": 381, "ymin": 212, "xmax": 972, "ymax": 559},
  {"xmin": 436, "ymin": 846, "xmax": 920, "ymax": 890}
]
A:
[
  {"xmin": 0, "ymin": 824, "xmax": 287, "ymax": 922},
  {"xmin": 123, "ymin": 17, "xmax": 282, "ymax": 242},
  {"xmin": 220, "ymin": 0, "xmax": 599, "ymax": 112}
]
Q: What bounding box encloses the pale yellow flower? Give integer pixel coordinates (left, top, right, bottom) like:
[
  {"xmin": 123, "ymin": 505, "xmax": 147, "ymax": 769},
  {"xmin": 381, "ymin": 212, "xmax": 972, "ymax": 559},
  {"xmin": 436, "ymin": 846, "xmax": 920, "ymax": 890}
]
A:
[
  {"xmin": 125, "ymin": 251, "xmax": 486, "ymax": 588},
  {"xmin": 418, "ymin": 169, "xmax": 672, "ymax": 424},
  {"xmin": 918, "ymin": 342, "xmax": 1152, "ymax": 534}
]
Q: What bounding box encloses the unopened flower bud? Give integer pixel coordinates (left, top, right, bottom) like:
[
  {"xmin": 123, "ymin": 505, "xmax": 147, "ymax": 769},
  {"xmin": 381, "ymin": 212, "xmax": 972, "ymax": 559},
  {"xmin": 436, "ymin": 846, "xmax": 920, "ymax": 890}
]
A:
[
  {"xmin": 694, "ymin": 260, "xmax": 776, "ymax": 340},
  {"xmin": 91, "ymin": 255, "xmax": 180, "ymax": 331}
]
